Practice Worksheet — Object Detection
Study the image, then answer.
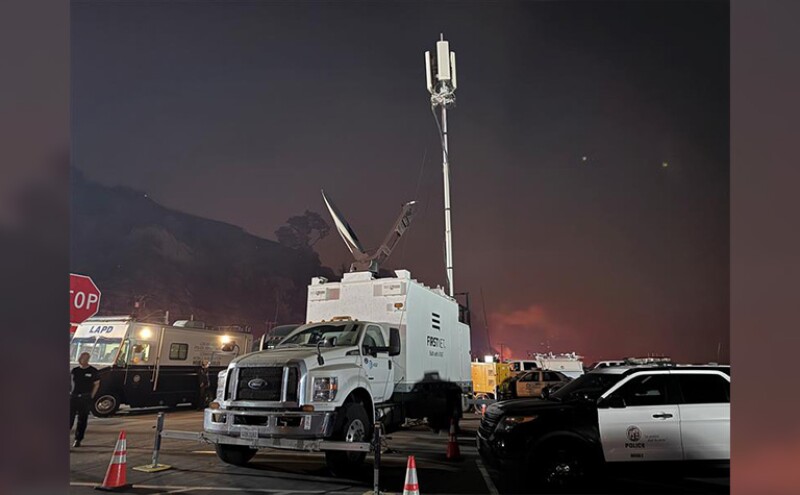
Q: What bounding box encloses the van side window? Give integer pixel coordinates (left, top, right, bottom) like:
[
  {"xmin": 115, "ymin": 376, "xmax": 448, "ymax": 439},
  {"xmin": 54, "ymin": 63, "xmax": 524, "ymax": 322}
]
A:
[
  {"xmin": 131, "ymin": 343, "xmax": 151, "ymax": 364},
  {"xmin": 169, "ymin": 343, "xmax": 189, "ymax": 361},
  {"xmin": 677, "ymin": 374, "xmax": 730, "ymax": 404}
]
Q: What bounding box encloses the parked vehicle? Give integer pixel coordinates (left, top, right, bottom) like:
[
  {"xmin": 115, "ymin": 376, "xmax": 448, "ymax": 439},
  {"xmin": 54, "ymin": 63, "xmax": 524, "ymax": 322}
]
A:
[
  {"xmin": 497, "ymin": 369, "xmax": 571, "ymax": 400},
  {"xmin": 586, "ymin": 360, "xmax": 626, "ymax": 371},
  {"xmin": 205, "ymin": 268, "xmax": 473, "ymax": 474},
  {"xmin": 477, "ymin": 364, "xmax": 730, "ymax": 489},
  {"xmin": 70, "ymin": 316, "xmax": 252, "ymax": 416},
  {"xmin": 531, "ymin": 352, "xmax": 585, "ymax": 379},
  {"xmin": 506, "ymin": 360, "xmax": 540, "ymax": 373},
  {"xmin": 471, "ymin": 361, "xmax": 513, "ymax": 400}
]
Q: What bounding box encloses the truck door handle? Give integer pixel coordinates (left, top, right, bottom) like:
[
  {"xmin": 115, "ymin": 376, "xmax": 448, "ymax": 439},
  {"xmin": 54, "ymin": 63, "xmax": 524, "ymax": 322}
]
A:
[
  {"xmin": 368, "ymin": 377, "xmax": 374, "ymax": 380},
  {"xmin": 652, "ymin": 413, "xmax": 673, "ymax": 419}
]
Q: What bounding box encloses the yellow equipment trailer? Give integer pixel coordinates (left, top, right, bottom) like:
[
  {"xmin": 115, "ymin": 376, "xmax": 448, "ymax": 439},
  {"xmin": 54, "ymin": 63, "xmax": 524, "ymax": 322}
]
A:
[{"xmin": 471, "ymin": 362, "xmax": 512, "ymax": 399}]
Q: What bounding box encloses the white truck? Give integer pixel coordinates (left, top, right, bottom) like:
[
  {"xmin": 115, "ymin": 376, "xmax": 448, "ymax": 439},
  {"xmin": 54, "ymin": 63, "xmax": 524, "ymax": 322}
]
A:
[
  {"xmin": 205, "ymin": 270, "xmax": 472, "ymax": 474},
  {"xmin": 203, "ymin": 194, "xmax": 473, "ymax": 475}
]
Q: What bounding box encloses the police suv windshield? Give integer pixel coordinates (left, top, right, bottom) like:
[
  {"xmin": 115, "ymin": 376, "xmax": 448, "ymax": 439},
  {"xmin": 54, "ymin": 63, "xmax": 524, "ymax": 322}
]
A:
[
  {"xmin": 550, "ymin": 372, "xmax": 623, "ymax": 401},
  {"xmin": 277, "ymin": 323, "xmax": 361, "ymax": 347}
]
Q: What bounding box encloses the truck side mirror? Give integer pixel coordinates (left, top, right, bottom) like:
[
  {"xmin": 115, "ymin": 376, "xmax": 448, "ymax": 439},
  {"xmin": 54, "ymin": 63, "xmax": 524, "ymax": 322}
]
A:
[{"xmin": 389, "ymin": 328, "xmax": 401, "ymax": 356}]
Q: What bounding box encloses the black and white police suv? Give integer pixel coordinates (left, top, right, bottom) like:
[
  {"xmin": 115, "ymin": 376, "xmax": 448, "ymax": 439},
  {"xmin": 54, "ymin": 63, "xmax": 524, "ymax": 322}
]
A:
[{"xmin": 477, "ymin": 364, "xmax": 730, "ymax": 488}]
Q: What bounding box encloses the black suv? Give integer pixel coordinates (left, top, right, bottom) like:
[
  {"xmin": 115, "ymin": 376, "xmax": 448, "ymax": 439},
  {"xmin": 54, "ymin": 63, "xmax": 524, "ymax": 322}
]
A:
[{"xmin": 477, "ymin": 365, "xmax": 730, "ymax": 489}]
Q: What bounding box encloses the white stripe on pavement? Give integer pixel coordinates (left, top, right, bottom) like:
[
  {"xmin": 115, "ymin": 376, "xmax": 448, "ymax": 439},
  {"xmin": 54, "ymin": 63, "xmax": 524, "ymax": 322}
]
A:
[{"xmin": 475, "ymin": 458, "xmax": 499, "ymax": 495}]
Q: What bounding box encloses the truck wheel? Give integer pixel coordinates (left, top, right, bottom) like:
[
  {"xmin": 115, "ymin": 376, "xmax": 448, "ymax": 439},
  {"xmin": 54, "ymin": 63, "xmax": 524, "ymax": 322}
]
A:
[
  {"xmin": 215, "ymin": 444, "xmax": 258, "ymax": 466},
  {"xmin": 462, "ymin": 394, "xmax": 473, "ymax": 413},
  {"xmin": 91, "ymin": 394, "xmax": 120, "ymax": 417},
  {"xmin": 428, "ymin": 393, "xmax": 461, "ymax": 433},
  {"xmin": 325, "ymin": 401, "xmax": 371, "ymax": 476}
]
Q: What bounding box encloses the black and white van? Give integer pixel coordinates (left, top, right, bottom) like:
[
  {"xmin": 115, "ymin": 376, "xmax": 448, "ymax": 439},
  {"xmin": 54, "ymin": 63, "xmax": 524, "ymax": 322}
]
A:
[{"xmin": 70, "ymin": 316, "xmax": 252, "ymax": 416}]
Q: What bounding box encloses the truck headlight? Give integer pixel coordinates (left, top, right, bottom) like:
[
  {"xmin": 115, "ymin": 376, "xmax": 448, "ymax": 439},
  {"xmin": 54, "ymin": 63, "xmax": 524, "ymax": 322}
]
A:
[
  {"xmin": 497, "ymin": 415, "xmax": 538, "ymax": 432},
  {"xmin": 216, "ymin": 369, "xmax": 228, "ymax": 400},
  {"xmin": 313, "ymin": 377, "xmax": 338, "ymax": 402}
]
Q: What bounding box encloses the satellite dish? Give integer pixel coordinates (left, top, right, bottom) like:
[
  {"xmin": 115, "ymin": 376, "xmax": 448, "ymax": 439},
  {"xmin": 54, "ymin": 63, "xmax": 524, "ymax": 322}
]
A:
[
  {"xmin": 322, "ymin": 190, "xmax": 368, "ymax": 261},
  {"xmin": 321, "ymin": 190, "xmax": 417, "ymax": 274}
]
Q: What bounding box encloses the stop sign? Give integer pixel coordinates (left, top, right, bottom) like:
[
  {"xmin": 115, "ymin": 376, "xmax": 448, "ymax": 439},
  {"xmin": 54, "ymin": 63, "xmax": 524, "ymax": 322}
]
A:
[{"xmin": 70, "ymin": 273, "xmax": 101, "ymax": 325}]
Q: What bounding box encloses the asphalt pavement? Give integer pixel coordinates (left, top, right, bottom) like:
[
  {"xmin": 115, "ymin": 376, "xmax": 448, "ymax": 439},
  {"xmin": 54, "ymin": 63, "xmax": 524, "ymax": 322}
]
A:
[{"xmin": 70, "ymin": 407, "xmax": 729, "ymax": 494}]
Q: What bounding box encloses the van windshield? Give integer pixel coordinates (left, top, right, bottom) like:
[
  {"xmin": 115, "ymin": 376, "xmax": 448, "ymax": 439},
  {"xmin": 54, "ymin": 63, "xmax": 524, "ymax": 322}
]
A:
[
  {"xmin": 70, "ymin": 336, "xmax": 123, "ymax": 365},
  {"xmin": 277, "ymin": 323, "xmax": 361, "ymax": 347}
]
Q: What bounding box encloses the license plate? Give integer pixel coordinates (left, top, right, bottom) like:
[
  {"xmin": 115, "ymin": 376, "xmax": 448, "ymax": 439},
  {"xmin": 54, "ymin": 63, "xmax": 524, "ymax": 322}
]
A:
[{"xmin": 240, "ymin": 426, "xmax": 259, "ymax": 440}]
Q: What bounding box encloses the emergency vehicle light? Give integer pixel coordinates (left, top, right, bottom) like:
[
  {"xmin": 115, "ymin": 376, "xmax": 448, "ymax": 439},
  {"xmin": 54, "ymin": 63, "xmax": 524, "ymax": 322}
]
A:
[{"xmin": 139, "ymin": 327, "xmax": 153, "ymax": 339}]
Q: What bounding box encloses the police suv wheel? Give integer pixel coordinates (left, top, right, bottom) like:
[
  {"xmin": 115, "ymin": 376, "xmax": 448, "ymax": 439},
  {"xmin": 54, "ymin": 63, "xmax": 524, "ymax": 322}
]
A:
[
  {"xmin": 325, "ymin": 401, "xmax": 371, "ymax": 476},
  {"xmin": 529, "ymin": 441, "xmax": 593, "ymax": 490},
  {"xmin": 91, "ymin": 394, "xmax": 120, "ymax": 417},
  {"xmin": 215, "ymin": 444, "xmax": 258, "ymax": 466}
]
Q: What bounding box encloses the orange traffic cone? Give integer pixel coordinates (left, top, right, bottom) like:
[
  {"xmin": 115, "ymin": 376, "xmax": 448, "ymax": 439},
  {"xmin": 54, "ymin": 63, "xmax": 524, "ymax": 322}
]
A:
[
  {"xmin": 96, "ymin": 430, "xmax": 132, "ymax": 491},
  {"xmin": 402, "ymin": 455, "xmax": 420, "ymax": 495},
  {"xmin": 446, "ymin": 418, "xmax": 461, "ymax": 460}
]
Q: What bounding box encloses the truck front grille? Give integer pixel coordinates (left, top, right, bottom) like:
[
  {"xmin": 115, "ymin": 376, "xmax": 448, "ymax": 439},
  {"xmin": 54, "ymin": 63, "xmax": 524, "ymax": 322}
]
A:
[{"xmin": 236, "ymin": 367, "xmax": 284, "ymax": 401}]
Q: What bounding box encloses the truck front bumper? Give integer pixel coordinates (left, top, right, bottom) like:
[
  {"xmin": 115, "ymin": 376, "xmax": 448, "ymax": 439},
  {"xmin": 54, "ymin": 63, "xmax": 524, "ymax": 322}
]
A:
[{"xmin": 204, "ymin": 407, "xmax": 336, "ymax": 440}]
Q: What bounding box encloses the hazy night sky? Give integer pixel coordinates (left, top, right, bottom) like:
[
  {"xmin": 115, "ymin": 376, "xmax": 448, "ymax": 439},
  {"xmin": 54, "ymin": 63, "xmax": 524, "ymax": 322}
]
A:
[{"xmin": 72, "ymin": 1, "xmax": 729, "ymax": 363}]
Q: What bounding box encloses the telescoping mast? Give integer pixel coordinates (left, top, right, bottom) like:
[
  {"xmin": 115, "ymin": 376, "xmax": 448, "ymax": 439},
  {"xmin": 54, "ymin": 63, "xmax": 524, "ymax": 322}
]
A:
[{"xmin": 425, "ymin": 34, "xmax": 458, "ymax": 297}]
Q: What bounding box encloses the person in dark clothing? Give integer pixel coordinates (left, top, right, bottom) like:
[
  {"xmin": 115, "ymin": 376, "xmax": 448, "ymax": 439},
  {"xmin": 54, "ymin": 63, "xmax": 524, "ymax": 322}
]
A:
[
  {"xmin": 197, "ymin": 360, "xmax": 210, "ymax": 410},
  {"xmin": 70, "ymin": 352, "xmax": 100, "ymax": 447}
]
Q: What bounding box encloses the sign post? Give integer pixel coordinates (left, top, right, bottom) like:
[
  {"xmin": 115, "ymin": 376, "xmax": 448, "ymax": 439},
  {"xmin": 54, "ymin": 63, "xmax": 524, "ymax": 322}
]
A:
[{"xmin": 70, "ymin": 273, "xmax": 101, "ymax": 330}]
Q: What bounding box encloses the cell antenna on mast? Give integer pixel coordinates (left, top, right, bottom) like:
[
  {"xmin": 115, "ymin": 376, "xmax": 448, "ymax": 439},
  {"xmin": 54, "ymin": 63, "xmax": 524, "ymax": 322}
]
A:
[{"xmin": 425, "ymin": 34, "xmax": 457, "ymax": 297}]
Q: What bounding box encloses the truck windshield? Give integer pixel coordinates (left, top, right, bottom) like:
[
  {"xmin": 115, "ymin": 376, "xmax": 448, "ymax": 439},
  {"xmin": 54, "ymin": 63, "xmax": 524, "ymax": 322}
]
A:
[
  {"xmin": 69, "ymin": 336, "xmax": 123, "ymax": 365},
  {"xmin": 550, "ymin": 372, "xmax": 623, "ymax": 401},
  {"xmin": 277, "ymin": 323, "xmax": 361, "ymax": 347}
]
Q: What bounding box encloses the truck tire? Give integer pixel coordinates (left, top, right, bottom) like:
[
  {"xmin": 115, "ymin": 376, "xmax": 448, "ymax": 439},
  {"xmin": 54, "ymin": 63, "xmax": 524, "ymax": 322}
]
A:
[
  {"xmin": 428, "ymin": 391, "xmax": 461, "ymax": 433},
  {"xmin": 462, "ymin": 394, "xmax": 473, "ymax": 413},
  {"xmin": 215, "ymin": 444, "xmax": 258, "ymax": 466},
  {"xmin": 325, "ymin": 401, "xmax": 371, "ymax": 476},
  {"xmin": 91, "ymin": 393, "xmax": 120, "ymax": 417}
]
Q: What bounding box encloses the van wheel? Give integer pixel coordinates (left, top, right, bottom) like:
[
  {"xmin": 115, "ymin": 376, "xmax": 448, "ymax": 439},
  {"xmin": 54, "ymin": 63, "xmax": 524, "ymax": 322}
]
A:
[
  {"xmin": 325, "ymin": 401, "xmax": 371, "ymax": 476},
  {"xmin": 91, "ymin": 394, "xmax": 120, "ymax": 417},
  {"xmin": 215, "ymin": 444, "xmax": 258, "ymax": 466}
]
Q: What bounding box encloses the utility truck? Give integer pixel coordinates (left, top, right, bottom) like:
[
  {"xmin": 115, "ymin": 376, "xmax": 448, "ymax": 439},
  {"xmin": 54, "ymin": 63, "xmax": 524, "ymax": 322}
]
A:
[{"xmin": 204, "ymin": 192, "xmax": 473, "ymax": 474}]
